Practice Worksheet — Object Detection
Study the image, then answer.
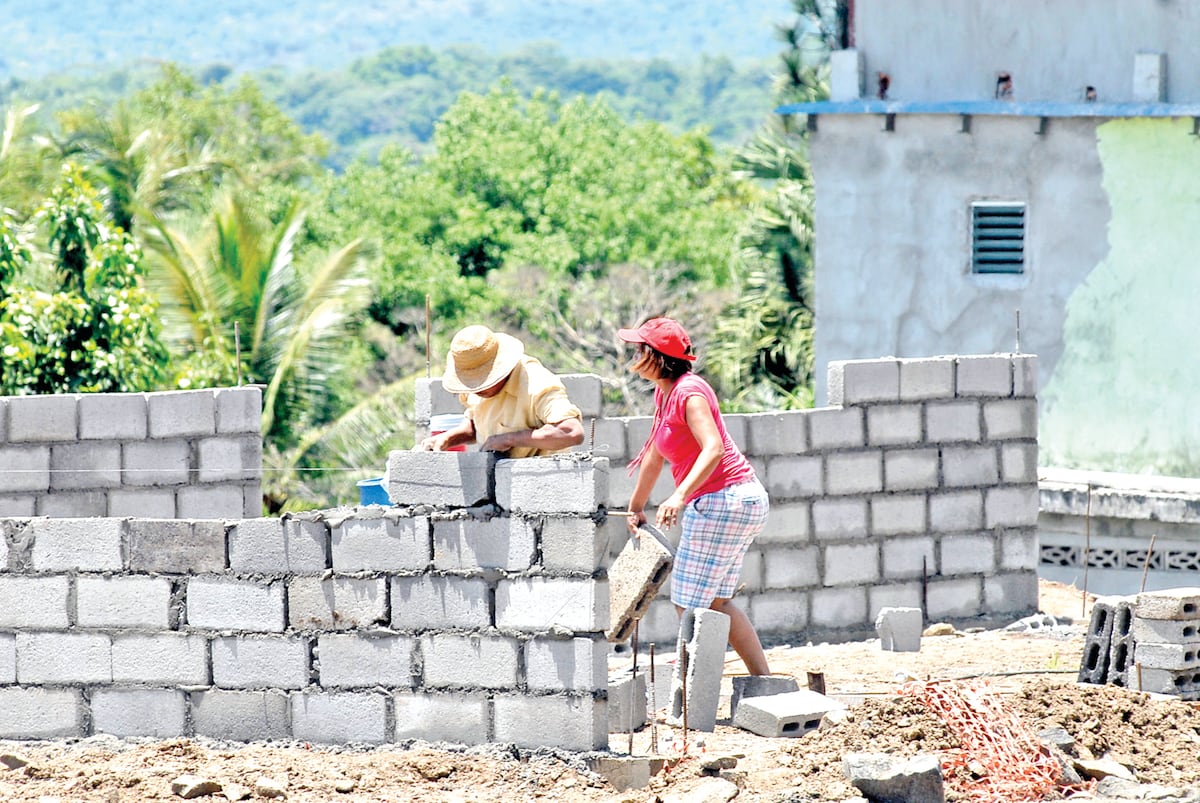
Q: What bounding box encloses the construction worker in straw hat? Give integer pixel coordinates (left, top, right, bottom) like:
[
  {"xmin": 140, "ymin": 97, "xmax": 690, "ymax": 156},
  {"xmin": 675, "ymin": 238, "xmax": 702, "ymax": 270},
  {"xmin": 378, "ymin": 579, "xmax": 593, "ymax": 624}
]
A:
[{"xmin": 420, "ymin": 325, "xmax": 585, "ymax": 458}]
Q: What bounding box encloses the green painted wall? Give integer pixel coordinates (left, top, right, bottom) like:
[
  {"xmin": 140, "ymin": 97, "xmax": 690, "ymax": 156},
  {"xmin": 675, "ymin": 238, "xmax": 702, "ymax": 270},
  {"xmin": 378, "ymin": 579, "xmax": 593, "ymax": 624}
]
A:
[{"xmin": 1041, "ymin": 118, "xmax": 1200, "ymax": 475}]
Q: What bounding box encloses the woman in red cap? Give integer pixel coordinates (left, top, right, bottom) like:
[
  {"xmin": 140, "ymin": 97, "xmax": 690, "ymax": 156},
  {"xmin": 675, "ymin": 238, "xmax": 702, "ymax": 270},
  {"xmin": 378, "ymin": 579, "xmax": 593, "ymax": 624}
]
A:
[{"xmin": 617, "ymin": 317, "xmax": 771, "ymax": 675}]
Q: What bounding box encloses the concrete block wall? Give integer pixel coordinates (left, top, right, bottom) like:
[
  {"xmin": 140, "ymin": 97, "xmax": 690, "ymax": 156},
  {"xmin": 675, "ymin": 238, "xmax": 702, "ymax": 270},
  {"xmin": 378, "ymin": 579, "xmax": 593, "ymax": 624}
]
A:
[
  {"xmin": 0, "ymin": 388, "xmax": 262, "ymax": 519},
  {"xmin": 418, "ymin": 353, "xmax": 1040, "ymax": 646},
  {"xmin": 0, "ymin": 454, "xmax": 611, "ymax": 751}
]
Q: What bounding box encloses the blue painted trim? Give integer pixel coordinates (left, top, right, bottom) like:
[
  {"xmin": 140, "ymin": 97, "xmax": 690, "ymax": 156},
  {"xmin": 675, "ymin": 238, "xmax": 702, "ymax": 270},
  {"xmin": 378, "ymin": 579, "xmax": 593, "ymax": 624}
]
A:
[{"xmin": 775, "ymin": 100, "xmax": 1200, "ymax": 118}]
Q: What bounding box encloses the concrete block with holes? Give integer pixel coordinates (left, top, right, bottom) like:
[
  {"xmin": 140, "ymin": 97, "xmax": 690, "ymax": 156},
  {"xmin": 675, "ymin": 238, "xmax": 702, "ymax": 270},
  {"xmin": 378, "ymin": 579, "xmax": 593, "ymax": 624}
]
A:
[
  {"xmin": 606, "ymin": 524, "xmax": 673, "ymax": 643},
  {"xmin": 669, "ymin": 608, "xmax": 730, "ymax": 733},
  {"xmin": 1105, "ymin": 597, "xmax": 1137, "ymax": 687},
  {"xmin": 1135, "ymin": 587, "xmax": 1200, "ymax": 620},
  {"xmin": 1133, "ymin": 617, "xmax": 1200, "ymax": 643},
  {"xmin": 732, "ymin": 689, "xmax": 846, "ymax": 738},
  {"xmin": 875, "ymin": 606, "xmax": 923, "ymax": 652},
  {"xmin": 1134, "ymin": 642, "xmax": 1200, "ymax": 672},
  {"xmin": 1133, "ymin": 666, "xmax": 1200, "ymax": 700},
  {"xmin": 730, "ymin": 674, "xmax": 800, "ymax": 719},
  {"xmin": 1078, "ymin": 596, "xmax": 1120, "ymax": 684}
]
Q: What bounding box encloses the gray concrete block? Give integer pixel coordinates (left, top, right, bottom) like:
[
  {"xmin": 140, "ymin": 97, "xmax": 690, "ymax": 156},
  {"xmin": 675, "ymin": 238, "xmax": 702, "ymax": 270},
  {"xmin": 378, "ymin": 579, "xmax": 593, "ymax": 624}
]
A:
[
  {"xmin": 590, "ymin": 417, "xmax": 628, "ymax": 461},
  {"xmin": 541, "ymin": 515, "xmax": 607, "ymax": 574},
  {"xmin": 496, "ymin": 456, "xmax": 609, "ymax": 514},
  {"xmin": 882, "ymin": 536, "xmax": 936, "ymax": 580},
  {"xmin": 639, "ymin": 597, "xmax": 686, "ymax": 646},
  {"xmin": 1134, "ymin": 642, "xmax": 1200, "ymax": 671},
  {"xmin": 0, "ymin": 576, "xmax": 69, "ymax": 629},
  {"xmin": 984, "ymin": 399, "xmax": 1037, "ymax": 441},
  {"xmin": 560, "ymin": 373, "xmax": 603, "ymax": 419},
  {"xmin": 745, "ymin": 411, "xmax": 808, "ymax": 456},
  {"xmin": 929, "ymin": 491, "xmax": 984, "ymax": 532},
  {"xmin": 112, "ymin": 633, "xmax": 210, "ymax": 685},
  {"xmin": 985, "ymin": 486, "xmax": 1039, "ymax": 528},
  {"xmin": 386, "ymin": 450, "xmax": 495, "ymax": 507},
  {"xmin": 147, "ymin": 389, "xmax": 216, "ymax": 437},
  {"xmin": 177, "ymin": 484, "xmax": 246, "ymax": 519},
  {"xmin": 0, "ymin": 396, "xmax": 6, "ymax": 441},
  {"xmin": 292, "ymin": 691, "xmax": 390, "ymax": 744},
  {"xmin": 670, "ymin": 608, "xmax": 730, "ymax": 732},
  {"xmin": 16, "ymin": 632, "xmax": 112, "ymax": 684},
  {"xmin": 92, "ymin": 689, "xmax": 187, "ymax": 738},
  {"xmin": 0, "ymin": 688, "xmax": 85, "ymax": 739},
  {"xmin": 288, "ymin": 576, "xmax": 386, "ymax": 631},
  {"xmin": 0, "ymin": 633, "xmax": 14, "ymax": 683},
  {"xmin": 925, "ymin": 401, "xmax": 981, "ymax": 443},
  {"xmin": 212, "ymin": 635, "xmax": 310, "ymax": 689},
  {"xmin": 421, "ymin": 633, "xmax": 519, "ymax": 690},
  {"xmin": 187, "ymin": 578, "xmax": 286, "ymax": 633},
  {"xmin": 757, "ymin": 501, "xmax": 811, "ymax": 545},
  {"xmin": 839, "ymin": 359, "xmax": 900, "ymax": 404},
  {"xmin": 128, "ymin": 519, "xmax": 226, "ymax": 573},
  {"xmin": 1013, "ymin": 355, "xmax": 1038, "ymax": 397},
  {"xmin": 215, "ymin": 386, "xmax": 262, "ymax": 434},
  {"xmin": 198, "ymin": 436, "xmax": 260, "ymax": 482},
  {"xmin": 926, "ymin": 578, "xmax": 982, "ymax": 620},
  {"xmin": 587, "ymin": 756, "xmax": 653, "ymax": 793},
  {"xmin": 1105, "ymin": 596, "xmax": 1136, "ymax": 687},
  {"xmin": 1136, "ymin": 587, "xmax": 1200, "ymax": 620},
  {"xmin": 730, "ymin": 675, "xmax": 800, "ymax": 718},
  {"xmin": 608, "ymin": 671, "xmax": 647, "ymax": 732},
  {"xmin": 1000, "ymin": 531, "xmax": 1039, "ymax": 570},
  {"xmin": 870, "ymin": 494, "xmax": 926, "ymax": 537},
  {"xmin": 497, "ymin": 576, "xmax": 609, "ymax": 633},
  {"xmin": 811, "ymin": 586, "xmax": 868, "ymax": 628},
  {"xmin": 812, "ymin": 498, "xmax": 868, "ymax": 541},
  {"xmin": 868, "ymin": 583, "xmax": 924, "ymax": 619},
  {"xmin": 28, "ymin": 517, "xmax": 123, "ymax": 571},
  {"xmin": 192, "ymin": 689, "xmax": 290, "ymax": 742},
  {"xmin": 866, "ymin": 405, "xmax": 922, "ymax": 446},
  {"xmin": 749, "ymin": 591, "xmax": 809, "ymax": 633},
  {"xmin": 79, "ymin": 393, "xmax": 147, "ymax": 440},
  {"xmin": 899, "ymin": 357, "xmax": 955, "ymax": 401},
  {"xmin": 317, "ymin": 633, "xmax": 414, "ymax": 689},
  {"xmin": 875, "ymin": 607, "xmax": 923, "ymax": 651},
  {"xmin": 493, "ymin": 694, "xmax": 607, "ymax": 751},
  {"xmin": 1078, "ymin": 596, "xmax": 1119, "ymax": 683},
  {"xmin": 983, "ymin": 571, "xmax": 1038, "ymax": 615},
  {"xmin": 1133, "ymin": 617, "xmax": 1200, "ymax": 643},
  {"xmin": 941, "ymin": 445, "xmax": 999, "ymax": 488},
  {"xmin": 433, "ymin": 513, "xmax": 535, "ymax": 572},
  {"xmin": 332, "ymin": 515, "xmax": 430, "ymax": 572},
  {"xmin": 843, "ymin": 753, "xmax": 945, "ymax": 802},
  {"xmin": 108, "ymin": 488, "xmax": 176, "ymax": 518},
  {"xmin": 940, "ymin": 534, "xmax": 996, "ymax": 575},
  {"xmin": 524, "ymin": 636, "xmax": 607, "ymax": 693},
  {"xmin": 733, "ymin": 689, "xmax": 845, "ymax": 737},
  {"xmin": 413, "ymin": 377, "xmax": 465, "ymax": 423},
  {"xmin": 740, "ymin": 548, "xmax": 764, "ymax": 592},
  {"xmin": 0, "ymin": 495, "xmax": 36, "ymax": 516},
  {"xmin": 1133, "ymin": 666, "xmax": 1200, "ymax": 700},
  {"xmin": 37, "ymin": 490, "xmax": 107, "ymax": 517},
  {"xmin": 8, "ymin": 395, "xmax": 77, "ymax": 442},
  {"xmin": 1000, "ymin": 442, "xmax": 1038, "ymax": 484},
  {"xmin": 0, "ymin": 446, "xmax": 50, "ymax": 492},
  {"xmin": 765, "ymin": 455, "xmax": 823, "ymax": 499},
  {"xmin": 956, "ymin": 355, "xmax": 1012, "ymax": 397},
  {"xmin": 884, "ymin": 448, "xmax": 939, "ymax": 492},
  {"xmin": 825, "ymin": 452, "xmax": 883, "ymax": 495},
  {"xmin": 49, "ymin": 442, "xmax": 121, "ymax": 489},
  {"xmin": 824, "ymin": 543, "xmax": 880, "ymax": 587},
  {"xmin": 122, "ymin": 439, "xmax": 190, "ymax": 486},
  {"xmin": 763, "ymin": 546, "xmax": 819, "ymax": 589},
  {"xmin": 394, "ymin": 691, "xmax": 490, "ymax": 744},
  {"xmin": 808, "ymin": 407, "xmax": 864, "ymax": 449},
  {"xmin": 390, "ymin": 575, "xmax": 491, "ymax": 631},
  {"xmin": 243, "ymin": 484, "xmax": 262, "ymax": 518},
  {"xmin": 77, "ymin": 575, "xmax": 172, "ymax": 629},
  {"xmin": 230, "ymin": 517, "xmax": 328, "ymax": 573},
  {"xmin": 606, "ymin": 525, "xmax": 672, "ymax": 643}
]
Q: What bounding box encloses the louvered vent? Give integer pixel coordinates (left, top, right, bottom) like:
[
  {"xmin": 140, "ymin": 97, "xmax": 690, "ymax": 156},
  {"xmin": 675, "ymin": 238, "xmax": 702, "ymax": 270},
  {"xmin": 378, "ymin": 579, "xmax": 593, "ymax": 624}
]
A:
[{"xmin": 971, "ymin": 203, "xmax": 1025, "ymax": 274}]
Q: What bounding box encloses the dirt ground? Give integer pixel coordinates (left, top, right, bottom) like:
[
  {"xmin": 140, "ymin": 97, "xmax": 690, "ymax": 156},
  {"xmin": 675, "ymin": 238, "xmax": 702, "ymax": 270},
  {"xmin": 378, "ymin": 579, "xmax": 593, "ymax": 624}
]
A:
[{"xmin": 3, "ymin": 580, "xmax": 1200, "ymax": 803}]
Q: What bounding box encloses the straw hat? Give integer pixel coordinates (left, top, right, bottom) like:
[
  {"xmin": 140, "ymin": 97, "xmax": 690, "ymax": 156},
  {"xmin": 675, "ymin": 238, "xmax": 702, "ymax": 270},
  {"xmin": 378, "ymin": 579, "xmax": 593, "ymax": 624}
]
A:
[{"xmin": 442, "ymin": 325, "xmax": 525, "ymax": 393}]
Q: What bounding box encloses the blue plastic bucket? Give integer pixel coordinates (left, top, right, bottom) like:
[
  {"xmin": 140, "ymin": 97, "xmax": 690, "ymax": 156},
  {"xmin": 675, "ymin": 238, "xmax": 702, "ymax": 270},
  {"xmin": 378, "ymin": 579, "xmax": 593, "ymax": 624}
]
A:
[{"xmin": 357, "ymin": 477, "xmax": 391, "ymax": 506}]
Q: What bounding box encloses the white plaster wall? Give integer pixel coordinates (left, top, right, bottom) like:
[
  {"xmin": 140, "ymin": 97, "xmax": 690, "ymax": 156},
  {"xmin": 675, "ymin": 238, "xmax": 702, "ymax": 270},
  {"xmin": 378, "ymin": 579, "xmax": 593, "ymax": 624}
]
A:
[
  {"xmin": 809, "ymin": 114, "xmax": 1109, "ymax": 405},
  {"xmin": 854, "ymin": 0, "xmax": 1200, "ymax": 103}
]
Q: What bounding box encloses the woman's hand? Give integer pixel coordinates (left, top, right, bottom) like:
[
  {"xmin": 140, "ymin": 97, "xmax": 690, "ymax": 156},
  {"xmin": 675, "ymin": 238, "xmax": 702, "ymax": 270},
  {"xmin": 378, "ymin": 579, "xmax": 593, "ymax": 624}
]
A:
[
  {"xmin": 656, "ymin": 491, "xmax": 686, "ymax": 530},
  {"xmin": 626, "ymin": 509, "xmax": 647, "ymax": 535}
]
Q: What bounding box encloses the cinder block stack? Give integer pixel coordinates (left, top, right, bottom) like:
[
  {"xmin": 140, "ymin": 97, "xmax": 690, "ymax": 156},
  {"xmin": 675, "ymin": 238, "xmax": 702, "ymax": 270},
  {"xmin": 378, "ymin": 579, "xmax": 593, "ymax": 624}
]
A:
[{"xmin": 1132, "ymin": 588, "xmax": 1200, "ymax": 699}]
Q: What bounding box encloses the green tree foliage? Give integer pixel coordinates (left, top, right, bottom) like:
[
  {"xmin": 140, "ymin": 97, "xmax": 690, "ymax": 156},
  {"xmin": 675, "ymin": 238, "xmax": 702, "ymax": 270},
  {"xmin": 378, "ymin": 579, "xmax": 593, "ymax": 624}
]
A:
[{"xmin": 0, "ymin": 164, "xmax": 167, "ymax": 394}]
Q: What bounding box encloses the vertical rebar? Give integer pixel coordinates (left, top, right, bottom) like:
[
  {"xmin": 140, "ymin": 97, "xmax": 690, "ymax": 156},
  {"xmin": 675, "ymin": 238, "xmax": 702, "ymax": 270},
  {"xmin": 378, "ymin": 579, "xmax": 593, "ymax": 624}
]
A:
[
  {"xmin": 1082, "ymin": 484, "xmax": 1092, "ymax": 621},
  {"xmin": 425, "ymin": 294, "xmax": 432, "ymax": 379},
  {"xmin": 648, "ymin": 642, "xmax": 658, "ymax": 754},
  {"xmin": 1015, "ymin": 308, "xmax": 1022, "ymax": 353},
  {"xmin": 680, "ymin": 641, "xmax": 689, "ymax": 754},
  {"xmin": 234, "ymin": 322, "xmax": 242, "ymax": 386},
  {"xmin": 1139, "ymin": 534, "xmax": 1158, "ymax": 594},
  {"xmin": 628, "ymin": 622, "xmax": 639, "ymax": 754}
]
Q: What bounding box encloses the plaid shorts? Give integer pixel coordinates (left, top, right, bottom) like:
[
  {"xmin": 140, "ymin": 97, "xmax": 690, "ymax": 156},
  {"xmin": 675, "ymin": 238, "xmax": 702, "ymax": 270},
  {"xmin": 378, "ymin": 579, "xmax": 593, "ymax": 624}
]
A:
[{"xmin": 671, "ymin": 481, "xmax": 769, "ymax": 609}]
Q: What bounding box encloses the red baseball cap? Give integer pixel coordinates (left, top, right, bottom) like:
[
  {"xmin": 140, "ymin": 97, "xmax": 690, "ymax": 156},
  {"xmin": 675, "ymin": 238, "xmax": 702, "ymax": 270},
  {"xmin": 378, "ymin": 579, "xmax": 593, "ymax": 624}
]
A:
[{"xmin": 617, "ymin": 317, "xmax": 696, "ymax": 361}]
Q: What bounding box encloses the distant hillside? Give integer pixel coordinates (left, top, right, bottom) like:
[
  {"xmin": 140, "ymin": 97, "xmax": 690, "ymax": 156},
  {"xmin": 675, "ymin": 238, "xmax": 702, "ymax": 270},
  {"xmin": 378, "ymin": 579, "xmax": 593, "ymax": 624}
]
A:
[{"xmin": 1, "ymin": 0, "xmax": 794, "ymax": 78}]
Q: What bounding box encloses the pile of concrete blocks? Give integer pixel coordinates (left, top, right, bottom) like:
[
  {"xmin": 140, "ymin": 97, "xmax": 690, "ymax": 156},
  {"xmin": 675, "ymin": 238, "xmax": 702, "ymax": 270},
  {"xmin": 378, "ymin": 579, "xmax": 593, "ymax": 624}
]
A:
[{"xmin": 1131, "ymin": 588, "xmax": 1200, "ymax": 699}]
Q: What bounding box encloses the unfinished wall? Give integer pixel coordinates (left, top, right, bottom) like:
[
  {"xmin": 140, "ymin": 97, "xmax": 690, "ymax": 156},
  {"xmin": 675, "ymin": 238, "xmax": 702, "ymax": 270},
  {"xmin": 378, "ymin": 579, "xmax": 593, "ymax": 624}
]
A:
[
  {"xmin": 0, "ymin": 388, "xmax": 262, "ymax": 519},
  {"xmin": 0, "ymin": 455, "xmax": 611, "ymax": 749},
  {"xmin": 420, "ymin": 353, "xmax": 1042, "ymax": 647}
]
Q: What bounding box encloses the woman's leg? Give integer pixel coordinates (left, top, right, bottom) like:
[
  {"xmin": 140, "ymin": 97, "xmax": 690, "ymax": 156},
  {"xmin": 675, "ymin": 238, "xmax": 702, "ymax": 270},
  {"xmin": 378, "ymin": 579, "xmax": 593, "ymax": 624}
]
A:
[{"xmin": 710, "ymin": 597, "xmax": 770, "ymax": 676}]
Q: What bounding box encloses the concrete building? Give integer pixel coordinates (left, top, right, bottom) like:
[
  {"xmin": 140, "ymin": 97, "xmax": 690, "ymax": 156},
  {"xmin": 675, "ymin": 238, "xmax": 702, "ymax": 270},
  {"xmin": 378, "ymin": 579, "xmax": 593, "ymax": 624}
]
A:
[{"xmin": 778, "ymin": 0, "xmax": 1200, "ymax": 477}]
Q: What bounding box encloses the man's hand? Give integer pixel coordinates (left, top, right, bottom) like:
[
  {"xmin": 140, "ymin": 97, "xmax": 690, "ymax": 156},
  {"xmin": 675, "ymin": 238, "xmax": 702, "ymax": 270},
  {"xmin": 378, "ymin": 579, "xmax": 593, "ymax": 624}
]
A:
[
  {"xmin": 480, "ymin": 431, "xmax": 520, "ymax": 453},
  {"xmin": 417, "ymin": 435, "xmax": 448, "ymax": 451}
]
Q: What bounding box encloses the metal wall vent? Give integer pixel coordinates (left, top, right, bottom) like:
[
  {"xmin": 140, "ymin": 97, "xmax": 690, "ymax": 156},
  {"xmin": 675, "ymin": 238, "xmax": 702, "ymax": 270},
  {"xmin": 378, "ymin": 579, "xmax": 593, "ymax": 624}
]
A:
[{"xmin": 971, "ymin": 203, "xmax": 1025, "ymax": 274}]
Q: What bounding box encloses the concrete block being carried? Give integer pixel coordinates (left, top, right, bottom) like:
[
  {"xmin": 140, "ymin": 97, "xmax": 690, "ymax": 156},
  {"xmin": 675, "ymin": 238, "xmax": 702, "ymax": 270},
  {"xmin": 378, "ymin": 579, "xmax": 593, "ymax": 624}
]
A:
[{"xmin": 606, "ymin": 524, "xmax": 673, "ymax": 643}]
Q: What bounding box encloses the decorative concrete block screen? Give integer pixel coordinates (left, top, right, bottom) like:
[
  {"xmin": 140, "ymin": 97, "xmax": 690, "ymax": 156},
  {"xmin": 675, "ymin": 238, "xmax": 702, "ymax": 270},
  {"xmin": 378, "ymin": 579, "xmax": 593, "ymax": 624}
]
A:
[
  {"xmin": 421, "ymin": 354, "xmax": 1041, "ymax": 647},
  {"xmin": 0, "ymin": 454, "xmax": 612, "ymax": 749},
  {"xmin": 0, "ymin": 388, "xmax": 262, "ymax": 519}
]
